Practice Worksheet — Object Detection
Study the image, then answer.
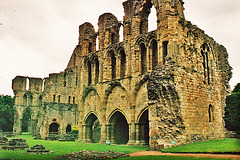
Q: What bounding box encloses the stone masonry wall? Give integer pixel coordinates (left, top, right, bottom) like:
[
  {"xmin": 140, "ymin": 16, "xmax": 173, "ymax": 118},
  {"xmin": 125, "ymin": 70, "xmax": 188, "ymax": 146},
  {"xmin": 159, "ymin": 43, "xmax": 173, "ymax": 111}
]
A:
[{"xmin": 12, "ymin": 0, "xmax": 231, "ymax": 149}]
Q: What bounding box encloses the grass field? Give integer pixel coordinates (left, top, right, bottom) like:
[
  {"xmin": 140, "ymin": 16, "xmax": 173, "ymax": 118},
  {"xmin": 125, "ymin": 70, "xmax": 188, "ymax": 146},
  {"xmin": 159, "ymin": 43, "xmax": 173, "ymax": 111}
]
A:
[
  {"xmin": 0, "ymin": 134, "xmax": 239, "ymax": 160},
  {"xmin": 162, "ymin": 139, "xmax": 240, "ymax": 153}
]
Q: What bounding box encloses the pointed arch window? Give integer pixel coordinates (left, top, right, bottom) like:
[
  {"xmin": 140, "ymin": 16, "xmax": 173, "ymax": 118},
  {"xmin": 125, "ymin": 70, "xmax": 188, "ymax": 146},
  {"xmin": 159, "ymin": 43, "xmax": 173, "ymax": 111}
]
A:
[
  {"xmin": 94, "ymin": 58, "xmax": 99, "ymax": 84},
  {"xmin": 110, "ymin": 51, "xmax": 116, "ymax": 80},
  {"xmin": 23, "ymin": 95, "xmax": 27, "ymax": 106},
  {"xmin": 30, "ymin": 95, "xmax": 33, "ymax": 106},
  {"xmin": 208, "ymin": 104, "xmax": 214, "ymax": 122},
  {"xmin": 120, "ymin": 49, "xmax": 126, "ymax": 78},
  {"xmin": 163, "ymin": 41, "xmax": 168, "ymax": 65},
  {"xmin": 151, "ymin": 39, "xmax": 158, "ymax": 70},
  {"xmin": 201, "ymin": 44, "xmax": 210, "ymax": 84},
  {"xmin": 89, "ymin": 42, "xmax": 93, "ymax": 53},
  {"xmin": 140, "ymin": 43, "xmax": 147, "ymax": 74},
  {"xmin": 39, "ymin": 96, "xmax": 42, "ymax": 106},
  {"xmin": 87, "ymin": 60, "xmax": 92, "ymax": 85}
]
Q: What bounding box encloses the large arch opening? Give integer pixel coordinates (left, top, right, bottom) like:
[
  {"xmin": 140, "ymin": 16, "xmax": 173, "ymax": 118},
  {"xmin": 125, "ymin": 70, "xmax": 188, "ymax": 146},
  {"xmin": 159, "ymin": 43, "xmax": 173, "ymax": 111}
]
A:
[
  {"xmin": 49, "ymin": 123, "xmax": 59, "ymax": 134},
  {"xmin": 22, "ymin": 108, "xmax": 31, "ymax": 132},
  {"xmin": 66, "ymin": 124, "xmax": 72, "ymax": 133},
  {"xmin": 137, "ymin": 109, "xmax": 149, "ymax": 145},
  {"xmin": 109, "ymin": 111, "xmax": 129, "ymax": 144},
  {"xmin": 85, "ymin": 113, "xmax": 101, "ymax": 143}
]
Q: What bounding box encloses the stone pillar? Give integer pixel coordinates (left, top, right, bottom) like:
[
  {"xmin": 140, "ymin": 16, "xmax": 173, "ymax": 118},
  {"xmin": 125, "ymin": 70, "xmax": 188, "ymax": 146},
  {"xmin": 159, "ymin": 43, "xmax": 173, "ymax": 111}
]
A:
[
  {"xmin": 106, "ymin": 123, "xmax": 110, "ymax": 141},
  {"xmin": 110, "ymin": 124, "xmax": 116, "ymax": 144},
  {"xmin": 127, "ymin": 123, "xmax": 136, "ymax": 145},
  {"xmin": 100, "ymin": 123, "xmax": 106, "ymax": 144},
  {"xmin": 128, "ymin": 105, "xmax": 137, "ymax": 146},
  {"xmin": 82, "ymin": 124, "xmax": 87, "ymax": 142},
  {"xmin": 135, "ymin": 123, "xmax": 140, "ymax": 145},
  {"xmin": 13, "ymin": 118, "xmax": 22, "ymax": 135},
  {"xmin": 31, "ymin": 119, "xmax": 38, "ymax": 134}
]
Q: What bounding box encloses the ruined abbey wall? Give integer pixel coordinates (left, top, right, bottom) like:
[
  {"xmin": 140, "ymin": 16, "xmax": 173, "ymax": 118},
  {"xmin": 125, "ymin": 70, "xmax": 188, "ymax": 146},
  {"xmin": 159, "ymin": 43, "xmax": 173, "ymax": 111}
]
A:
[{"xmin": 12, "ymin": 0, "xmax": 232, "ymax": 149}]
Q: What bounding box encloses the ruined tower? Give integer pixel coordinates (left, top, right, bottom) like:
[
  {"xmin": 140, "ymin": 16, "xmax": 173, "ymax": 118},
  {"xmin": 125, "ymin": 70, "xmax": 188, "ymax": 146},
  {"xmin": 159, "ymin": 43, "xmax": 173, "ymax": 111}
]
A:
[{"xmin": 12, "ymin": 0, "xmax": 232, "ymax": 149}]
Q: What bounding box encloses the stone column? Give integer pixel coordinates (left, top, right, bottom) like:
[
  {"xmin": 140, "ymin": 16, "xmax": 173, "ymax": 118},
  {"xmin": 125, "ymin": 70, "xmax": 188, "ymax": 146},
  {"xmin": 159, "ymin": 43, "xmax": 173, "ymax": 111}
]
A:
[
  {"xmin": 82, "ymin": 124, "xmax": 86, "ymax": 142},
  {"xmin": 135, "ymin": 123, "xmax": 140, "ymax": 145},
  {"xmin": 127, "ymin": 123, "xmax": 136, "ymax": 145},
  {"xmin": 100, "ymin": 123, "xmax": 106, "ymax": 144},
  {"xmin": 128, "ymin": 107, "xmax": 136, "ymax": 145},
  {"xmin": 31, "ymin": 119, "xmax": 38, "ymax": 135},
  {"xmin": 110, "ymin": 124, "xmax": 116, "ymax": 144},
  {"xmin": 106, "ymin": 123, "xmax": 110, "ymax": 141},
  {"xmin": 13, "ymin": 118, "xmax": 22, "ymax": 135}
]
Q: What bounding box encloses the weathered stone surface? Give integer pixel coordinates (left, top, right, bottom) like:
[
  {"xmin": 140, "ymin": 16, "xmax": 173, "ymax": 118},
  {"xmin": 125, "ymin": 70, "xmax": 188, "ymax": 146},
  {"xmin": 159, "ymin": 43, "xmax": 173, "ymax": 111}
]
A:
[
  {"xmin": 2, "ymin": 138, "xmax": 29, "ymax": 150},
  {"xmin": 55, "ymin": 150, "xmax": 129, "ymax": 160},
  {"xmin": 24, "ymin": 144, "xmax": 54, "ymax": 154},
  {"xmin": 0, "ymin": 137, "xmax": 8, "ymax": 146},
  {"xmin": 11, "ymin": 0, "xmax": 231, "ymax": 149},
  {"xmin": 58, "ymin": 134, "xmax": 75, "ymax": 141}
]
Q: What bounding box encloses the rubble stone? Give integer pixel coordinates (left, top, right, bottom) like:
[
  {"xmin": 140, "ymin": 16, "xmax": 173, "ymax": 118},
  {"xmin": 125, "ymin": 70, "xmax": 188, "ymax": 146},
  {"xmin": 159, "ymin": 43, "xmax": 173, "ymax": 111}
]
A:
[
  {"xmin": 2, "ymin": 138, "xmax": 29, "ymax": 150},
  {"xmin": 55, "ymin": 150, "xmax": 129, "ymax": 160}
]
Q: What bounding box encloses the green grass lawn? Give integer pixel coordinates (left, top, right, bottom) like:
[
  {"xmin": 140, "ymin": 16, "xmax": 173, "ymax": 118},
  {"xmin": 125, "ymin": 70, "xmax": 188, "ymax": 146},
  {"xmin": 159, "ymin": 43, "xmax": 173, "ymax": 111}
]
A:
[
  {"xmin": 0, "ymin": 134, "xmax": 239, "ymax": 160},
  {"xmin": 0, "ymin": 134, "xmax": 148, "ymax": 160},
  {"xmin": 118, "ymin": 156, "xmax": 234, "ymax": 160},
  {"xmin": 162, "ymin": 139, "xmax": 240, "ymax": 153}
]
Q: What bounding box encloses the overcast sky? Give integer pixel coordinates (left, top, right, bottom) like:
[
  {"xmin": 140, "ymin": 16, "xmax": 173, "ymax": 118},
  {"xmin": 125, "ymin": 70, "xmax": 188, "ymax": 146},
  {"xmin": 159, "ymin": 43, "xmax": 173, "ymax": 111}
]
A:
[{"xmin": 0, "ymin": 0, "xmax": 239, "ymax": 96}]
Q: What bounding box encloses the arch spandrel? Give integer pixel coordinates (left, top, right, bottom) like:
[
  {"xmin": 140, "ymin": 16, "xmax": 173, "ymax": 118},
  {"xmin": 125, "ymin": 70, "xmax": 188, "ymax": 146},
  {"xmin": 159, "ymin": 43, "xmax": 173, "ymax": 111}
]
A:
[
  {"xmin": 83, "ymin": 90, "xmax": 101, "ymax": 114},
  {"xmin": 106, "ymin": 85, "xmax": 130, "ymax": 116}
]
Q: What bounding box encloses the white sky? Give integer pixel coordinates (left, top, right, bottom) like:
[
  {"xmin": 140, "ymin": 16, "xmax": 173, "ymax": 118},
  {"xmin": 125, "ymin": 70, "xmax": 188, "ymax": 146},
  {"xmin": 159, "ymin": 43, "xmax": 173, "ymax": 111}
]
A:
[{"xmin": 0, "ymin": 0, "xmax": 239, "ymax": 96}]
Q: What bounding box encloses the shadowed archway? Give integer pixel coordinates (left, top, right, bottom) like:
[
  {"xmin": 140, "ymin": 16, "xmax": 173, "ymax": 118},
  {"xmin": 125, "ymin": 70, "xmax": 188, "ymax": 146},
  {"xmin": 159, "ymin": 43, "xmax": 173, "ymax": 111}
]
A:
[
  {"xmin": 49, "ymin": 123, "xmax": 59, "ymax": 134},
  {"xmin": 137, "ymin": 109, "xmax": 149, "ymax": 145},
  {"xmin": 108, "ymin": 111, "xmax": 129, "ymax": 144},
  {"xmin": 84, "ymin": 113, "xmax": 101, "ymax": 143}
]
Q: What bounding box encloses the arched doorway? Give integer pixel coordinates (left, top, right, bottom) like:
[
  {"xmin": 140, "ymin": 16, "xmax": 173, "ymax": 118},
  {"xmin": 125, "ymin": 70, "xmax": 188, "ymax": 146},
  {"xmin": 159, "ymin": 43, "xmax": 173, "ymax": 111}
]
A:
[
  {"xmin": 49, "ymin": 123, "xmax": 59, "ymax": 134},
  {"xmin": 22, "ymin": 108, "xmax": 31, "ymax": 132},
  {"xmin": 109, "ymin": 111, "xmax": 129, "ymax": 144},
  {"xmin": 84, "ymin": 113, "xmax": 101, "ymax": 143},
  {"xmin": 66, "ymin": 124, "xmax": 72, "ymax": 133},
  {"xmin": 137, "ymin": 109, "xmax": 149, "ymax": 145}
]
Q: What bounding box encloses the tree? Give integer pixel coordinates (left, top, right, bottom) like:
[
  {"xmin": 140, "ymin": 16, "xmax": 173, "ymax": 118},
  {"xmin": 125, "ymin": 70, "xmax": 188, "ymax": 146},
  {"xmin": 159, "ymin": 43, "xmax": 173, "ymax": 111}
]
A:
[
  {"xmin": 0, "ymin": 95, "xmax": 15, "ymax": 132},
  {"xmin": 232, "ymin": 83, "xmax": 240, "ymax": 93},
  {"xmin": 224, "ymin": 84, "xmax": 240, "ymax": 134}
]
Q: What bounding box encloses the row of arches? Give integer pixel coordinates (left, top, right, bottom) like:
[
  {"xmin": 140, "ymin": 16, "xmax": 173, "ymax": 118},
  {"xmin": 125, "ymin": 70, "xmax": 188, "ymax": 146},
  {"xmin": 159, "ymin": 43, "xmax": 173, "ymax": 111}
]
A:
[
  {"xmin": 83, "ymin": 109, "xmax": 149, "ymax": 145},
  {"xmin": 84, "ymin": 37, "xmax": 169, "ymax": 86}
]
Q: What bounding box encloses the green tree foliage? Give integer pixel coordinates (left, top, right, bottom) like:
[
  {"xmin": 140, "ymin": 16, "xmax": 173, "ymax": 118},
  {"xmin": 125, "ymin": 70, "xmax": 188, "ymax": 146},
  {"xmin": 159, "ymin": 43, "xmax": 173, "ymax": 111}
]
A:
[
  {"xmin": 224, "ymin": 84, "xmax": 240, "ymax": 134},
  {"xmin": 232, "ymin": 83, "xmax": 240, "ymax": 93},
  {"xmin": 0, "ymin": 95, "xmax": 15, "ymax": 132}
]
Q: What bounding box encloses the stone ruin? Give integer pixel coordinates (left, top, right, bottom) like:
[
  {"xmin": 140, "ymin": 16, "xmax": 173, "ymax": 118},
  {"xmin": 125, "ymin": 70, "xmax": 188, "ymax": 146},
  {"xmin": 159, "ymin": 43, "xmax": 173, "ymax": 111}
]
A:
[
  {"xmin": 12, "ymin": 0, "xmax": 232, "ymax": 149},
  {"xmin": 55, "ymin": 150, "xmax": 129, "ymax": 160},
  {"xmin": 58, "ymin": 134, "xmax": 75, "ymax": 141},
  {"xmin": 1, "ymin": 138, "xmax": 29, "ymax": 150},
  {"xmin": 45, "ymin": 134, "xmax": 59, "ymax": 141},
  {"xmin": 0, "ymin": 137, "xmax": 8, "ymax": 146},
  {"xmin": 24, "ymin": 144, "xmax": 54, "ymax": 154}
]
